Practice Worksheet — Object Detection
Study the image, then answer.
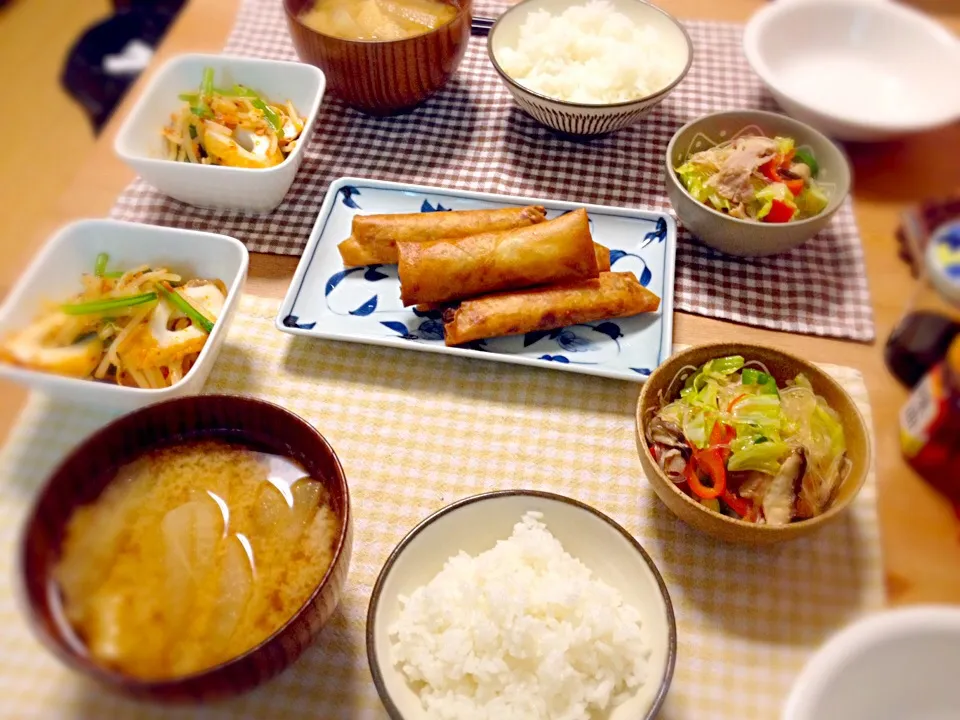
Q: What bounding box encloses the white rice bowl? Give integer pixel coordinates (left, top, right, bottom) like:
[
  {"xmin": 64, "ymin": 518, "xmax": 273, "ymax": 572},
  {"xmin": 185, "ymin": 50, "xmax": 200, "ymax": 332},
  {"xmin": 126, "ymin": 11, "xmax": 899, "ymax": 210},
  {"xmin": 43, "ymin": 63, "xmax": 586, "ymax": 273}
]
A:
[
  {"xmin": 496, "ymin": 0, "xmax": 686, "ymax": 105},
  {"xmin": 388, "ymin": 511, "xmax": 650, "ymax": 720}
]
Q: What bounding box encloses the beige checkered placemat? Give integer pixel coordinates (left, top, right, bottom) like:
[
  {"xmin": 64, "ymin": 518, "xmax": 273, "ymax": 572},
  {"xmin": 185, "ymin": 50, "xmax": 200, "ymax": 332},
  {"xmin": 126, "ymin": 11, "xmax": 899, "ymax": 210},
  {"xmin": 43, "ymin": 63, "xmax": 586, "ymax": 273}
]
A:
[
  {"xmin": 110, "ymin": 0, "xmax": 875, "ymax": 342},
  {"xmin": 0, "ymin": 296, "xmax": 883, "ymax": 720}
]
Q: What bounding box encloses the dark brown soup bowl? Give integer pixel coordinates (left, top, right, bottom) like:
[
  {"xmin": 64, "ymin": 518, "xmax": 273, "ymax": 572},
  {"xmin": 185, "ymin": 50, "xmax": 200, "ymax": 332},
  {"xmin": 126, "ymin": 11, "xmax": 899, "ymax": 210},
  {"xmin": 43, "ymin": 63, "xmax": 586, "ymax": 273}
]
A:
[
  {"xmin": 18, "ymin": 394, "xmax": 352, "ymax": 702},
  {"xmin": 283, "ymin": 0, "xmax": 471, "ymax": 115}
]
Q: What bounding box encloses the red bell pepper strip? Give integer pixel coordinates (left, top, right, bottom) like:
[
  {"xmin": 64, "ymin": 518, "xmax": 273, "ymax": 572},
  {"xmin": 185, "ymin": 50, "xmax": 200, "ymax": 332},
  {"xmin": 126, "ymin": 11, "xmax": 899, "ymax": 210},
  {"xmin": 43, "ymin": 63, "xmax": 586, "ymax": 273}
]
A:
[
  {"xmin": 763, "ymin": 199, "xmax": 796, "ymax": 224},
  {"xmin": 685, "ymin": 449, "xmax": 727, "ymax": 500},
  {"xmin": 760, "ymin": 158, "xmax": 804, "ymax": 196},
  {"xmin": 709, "ymin": 421, "xmax": 736, "ymax": 446},
  {"xmin": 722, "ymin": 490, "xmax": 753, "ymax": 518},
  {"xmin": 708, "ymin": 421, "xmax": 736, "ymax": 463}
]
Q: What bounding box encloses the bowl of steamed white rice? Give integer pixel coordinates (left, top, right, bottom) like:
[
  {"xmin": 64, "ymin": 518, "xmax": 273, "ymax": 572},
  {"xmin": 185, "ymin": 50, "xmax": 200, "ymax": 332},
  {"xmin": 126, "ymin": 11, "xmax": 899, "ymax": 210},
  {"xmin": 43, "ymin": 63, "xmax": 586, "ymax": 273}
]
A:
[
  {"xmin": 366, "ymin": 489, "xmax": 677, "ymax": 720},
  {"xmin": 488, "ymin": 0, "xmax": 693, "ymax": 137}
]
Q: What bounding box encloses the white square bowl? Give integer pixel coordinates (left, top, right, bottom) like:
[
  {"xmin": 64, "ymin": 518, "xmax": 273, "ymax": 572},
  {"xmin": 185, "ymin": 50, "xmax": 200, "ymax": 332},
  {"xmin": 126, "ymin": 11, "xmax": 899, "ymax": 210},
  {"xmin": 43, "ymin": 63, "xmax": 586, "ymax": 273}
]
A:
[
  {"xmin": 114, "ymin": 53, "xmax": 326, "ymax": 213},
  {"xmin": 0, "ymin": 219, "xmax": 248, "ymax": 410}
]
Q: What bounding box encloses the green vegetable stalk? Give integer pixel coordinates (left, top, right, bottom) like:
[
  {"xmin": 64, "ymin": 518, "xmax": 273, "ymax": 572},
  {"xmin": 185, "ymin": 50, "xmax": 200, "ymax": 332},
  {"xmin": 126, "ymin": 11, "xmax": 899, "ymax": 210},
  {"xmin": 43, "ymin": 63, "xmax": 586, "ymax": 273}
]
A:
[
  {"xmin": 62, "ymin": 292, "xmax": 158, "ymax": 315},
  {"xmin": 157, "ymin": 283, "xmax": 214, "ymax": 334}
]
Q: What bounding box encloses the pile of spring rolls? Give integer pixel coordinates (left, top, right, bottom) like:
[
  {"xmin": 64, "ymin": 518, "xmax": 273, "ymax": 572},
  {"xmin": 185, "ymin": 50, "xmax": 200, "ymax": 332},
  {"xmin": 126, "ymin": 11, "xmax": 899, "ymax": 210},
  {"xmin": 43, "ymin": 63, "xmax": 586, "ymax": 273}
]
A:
[{"xmin": 337, "ymin": 206, "xmax": 661, "ymax": 346}]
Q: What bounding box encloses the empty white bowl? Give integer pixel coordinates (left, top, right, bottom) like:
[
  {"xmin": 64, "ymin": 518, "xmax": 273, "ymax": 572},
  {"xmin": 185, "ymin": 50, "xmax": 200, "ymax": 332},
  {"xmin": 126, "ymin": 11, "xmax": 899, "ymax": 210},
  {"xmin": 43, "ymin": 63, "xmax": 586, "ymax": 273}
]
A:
[
  {"xmin": 744, "ymin": 0, "xmax": 960, "ymax": 141},
  {"xmin": 114, "ymin": 53, "xmax": 325, "ymax": 213},
  {"xmin": 783, "ymin": 606, "xmax": 960, "ymax": 720},
  {"xmin": 366, "ymin": 489, "xmax": 676, "ymax": 719},
  {"xmin": 488, "ymin": 0, "xmax": 693, "ymax": 137},
  {"xmin": 0, "ymin": 219, "xmax": 248, "ymax": 410}
]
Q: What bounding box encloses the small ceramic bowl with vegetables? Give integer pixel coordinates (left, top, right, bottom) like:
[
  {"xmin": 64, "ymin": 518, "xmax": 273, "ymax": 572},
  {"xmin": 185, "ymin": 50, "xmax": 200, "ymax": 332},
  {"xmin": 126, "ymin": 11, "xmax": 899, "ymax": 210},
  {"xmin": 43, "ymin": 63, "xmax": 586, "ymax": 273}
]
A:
[
  {"xmin": 114, "ymin": 53, "xmax": 325, "ymax": 213},
  {"xmin": 665, "ymin": 110, "xmax": 851, "ymax": 257},
  {"xmin": 635, "ymin": 343, "xmax": 870, "ymax": 545},
  {"xmin": 0, "ymin": 219, "xmax": 248, "ymax": 410}
]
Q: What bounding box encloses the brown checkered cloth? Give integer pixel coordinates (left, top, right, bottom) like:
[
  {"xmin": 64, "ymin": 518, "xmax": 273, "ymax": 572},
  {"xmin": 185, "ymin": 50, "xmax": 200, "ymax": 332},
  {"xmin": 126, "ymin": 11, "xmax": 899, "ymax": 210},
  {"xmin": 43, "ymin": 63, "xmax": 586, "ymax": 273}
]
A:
[{"xmin": 110, "ymin": 0, "xmax": 875, "ymax": 341}]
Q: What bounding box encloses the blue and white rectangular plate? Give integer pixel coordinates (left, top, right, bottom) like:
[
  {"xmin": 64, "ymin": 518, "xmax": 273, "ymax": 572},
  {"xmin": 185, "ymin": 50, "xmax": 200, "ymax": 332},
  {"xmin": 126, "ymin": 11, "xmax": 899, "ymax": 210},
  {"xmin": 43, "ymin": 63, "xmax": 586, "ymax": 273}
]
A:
[{"xmin": 276, "ymin": 178, "xmax": 677, "ymax": 383}]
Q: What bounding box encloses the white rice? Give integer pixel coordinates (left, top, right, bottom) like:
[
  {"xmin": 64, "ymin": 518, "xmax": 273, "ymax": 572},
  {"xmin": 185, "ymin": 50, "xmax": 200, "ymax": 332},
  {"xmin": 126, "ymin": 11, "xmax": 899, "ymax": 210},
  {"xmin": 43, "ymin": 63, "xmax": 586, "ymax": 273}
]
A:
[
  {"xmin": 497, "ymin": 0, "xmax": 681, "ymax": 105},
  {"xmin": 389, "ymin": 511, "xmax": 649, "ymax": 720}
]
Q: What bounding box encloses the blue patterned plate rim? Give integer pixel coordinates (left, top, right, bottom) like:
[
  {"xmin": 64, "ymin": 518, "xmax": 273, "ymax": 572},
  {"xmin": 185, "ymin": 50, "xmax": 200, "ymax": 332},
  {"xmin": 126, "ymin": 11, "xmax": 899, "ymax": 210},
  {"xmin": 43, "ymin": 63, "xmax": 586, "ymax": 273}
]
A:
[{"xmin": 275, "ymin": 177, "xmax": 677, "ymax": 384}]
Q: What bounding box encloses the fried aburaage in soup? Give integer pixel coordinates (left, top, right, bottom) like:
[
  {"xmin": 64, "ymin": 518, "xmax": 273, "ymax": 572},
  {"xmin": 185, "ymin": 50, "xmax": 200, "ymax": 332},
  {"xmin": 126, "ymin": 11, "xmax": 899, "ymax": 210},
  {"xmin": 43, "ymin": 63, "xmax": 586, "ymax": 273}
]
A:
[
  {"xmin": 300, "ymin": 0, "xmax": 457, "ymax": 41},
  {"xmin": 52, "ymin": 440, "xmax": 340, "ymax": 680}
]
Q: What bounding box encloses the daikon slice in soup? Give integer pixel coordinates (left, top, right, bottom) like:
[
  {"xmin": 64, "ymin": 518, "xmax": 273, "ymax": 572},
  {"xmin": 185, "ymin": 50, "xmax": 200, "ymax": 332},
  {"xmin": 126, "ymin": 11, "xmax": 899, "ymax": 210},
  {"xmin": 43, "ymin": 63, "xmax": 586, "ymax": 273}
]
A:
[
  {"xmin": 52, "ymin": 439, "xmax": 340, "ymax": 679},
  {"xmin": 300, "ymin": 0, "xmax": 457, "ymax": 41}
]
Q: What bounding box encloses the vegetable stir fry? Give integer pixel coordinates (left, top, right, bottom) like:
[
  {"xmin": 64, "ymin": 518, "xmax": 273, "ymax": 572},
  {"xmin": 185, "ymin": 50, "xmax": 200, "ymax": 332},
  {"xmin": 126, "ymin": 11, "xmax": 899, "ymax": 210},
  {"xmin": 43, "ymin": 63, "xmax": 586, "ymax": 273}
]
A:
[
  {"xmin": 162, "ymin": 67, "xmax": 304, "ymax": 168},
  {"xmin": 676, "ymin": 135, "xmax": 829, "ymax": 223},
  {"xmin": 646, "ymin": 356, "xmax": 850, "ymax": 525},
  {"xmin": 0, "ymin": 254, "xmax": 226, "ymax": 389}
]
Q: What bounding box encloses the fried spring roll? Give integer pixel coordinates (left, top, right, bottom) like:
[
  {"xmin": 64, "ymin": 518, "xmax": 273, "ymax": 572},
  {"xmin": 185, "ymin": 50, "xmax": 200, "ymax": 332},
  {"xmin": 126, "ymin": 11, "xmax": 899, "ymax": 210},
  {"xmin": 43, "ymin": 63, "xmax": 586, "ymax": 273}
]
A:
[
  {"xmin": 397, "ymin": 208, "xmax": 598, "ymax": 306},
  {"xmin": 594, "ymin": 243, "xmax": 611, "ymax": 272},
  {"xmin": 442, "ymin": 271, "xmax": 660, "ymax": 346},
  {"xmin": 417, "ymin": 242, "xmax": 606, "ymax": 312},
  {"xmin": 337, "ymin": 206, "xmax": 547, "ymax": 267}
]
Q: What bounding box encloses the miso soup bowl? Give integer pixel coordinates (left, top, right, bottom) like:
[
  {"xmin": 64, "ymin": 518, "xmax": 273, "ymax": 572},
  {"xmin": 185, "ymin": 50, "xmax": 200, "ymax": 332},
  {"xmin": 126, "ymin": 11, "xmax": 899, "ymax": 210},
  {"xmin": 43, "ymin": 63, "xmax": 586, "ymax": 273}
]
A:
[
  {"xmin": 635, "ymin": 343, "xmax": 870, "ymax": 545},
  {"xmin": 283, "ymin": 0, "xmax": 471, "ymax": 116},
  {"xmin": 18, "ymin": 395, "xmax": 353, "ymax": 703}
]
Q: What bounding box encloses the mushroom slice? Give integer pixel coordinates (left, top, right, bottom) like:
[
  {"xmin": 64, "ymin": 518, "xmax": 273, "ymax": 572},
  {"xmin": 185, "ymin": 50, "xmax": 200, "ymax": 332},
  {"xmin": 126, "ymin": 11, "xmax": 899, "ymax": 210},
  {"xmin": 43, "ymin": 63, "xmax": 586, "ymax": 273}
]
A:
[{"xmin": 762, "ymin": 449, "xmax": 806, "ymax": 526}]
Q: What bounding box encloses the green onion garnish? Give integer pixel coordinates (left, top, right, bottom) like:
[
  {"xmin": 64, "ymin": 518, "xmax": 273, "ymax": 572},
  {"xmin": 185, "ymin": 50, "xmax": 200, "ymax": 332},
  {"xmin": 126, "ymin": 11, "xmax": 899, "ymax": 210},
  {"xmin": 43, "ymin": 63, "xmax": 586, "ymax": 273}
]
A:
[
  {"xmin": 227, "ymin": 85, "xmax": 282, "ymax": 132},
  {"xmin": 62, "ymin": 292, "xmax": 158, "ymax": 316},
  {"xmin": 200, "ymin": 67, "xmax": 215, "ymax": 98},
  {"xmin": 251, "ymin": 98, "xmax": 282, "ymax": 132},
  {"xmin": 228, "ymin": 84, "xmax": 257, "ymax": 98},
  {"xmin": 157, "ymin": 283, "xmax": 214, "ymax": 334},
  {"xmin": 94, "ymin": 253, "xmax": 109, "ymax": 277}
]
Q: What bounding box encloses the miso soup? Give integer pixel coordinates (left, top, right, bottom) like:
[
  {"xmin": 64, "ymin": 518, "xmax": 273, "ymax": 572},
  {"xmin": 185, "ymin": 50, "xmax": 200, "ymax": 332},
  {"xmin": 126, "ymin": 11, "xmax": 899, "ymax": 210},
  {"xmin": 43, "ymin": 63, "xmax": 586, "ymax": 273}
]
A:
[
  {"xmin": 53, "ymin": 440, "xmax": 340, "ymax": 679},
  {"xmin": 300, "ymin": 0, "xmax": 457, "ymax": 41}
]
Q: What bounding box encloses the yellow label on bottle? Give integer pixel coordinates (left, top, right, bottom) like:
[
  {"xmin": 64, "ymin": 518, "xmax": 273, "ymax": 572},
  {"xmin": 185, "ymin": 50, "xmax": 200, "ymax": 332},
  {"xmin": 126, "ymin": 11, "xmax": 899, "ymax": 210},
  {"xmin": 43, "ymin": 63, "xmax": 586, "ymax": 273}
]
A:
[{"xmin": 899, "ymin": 367, "xmax": 942, "ymax": 459}]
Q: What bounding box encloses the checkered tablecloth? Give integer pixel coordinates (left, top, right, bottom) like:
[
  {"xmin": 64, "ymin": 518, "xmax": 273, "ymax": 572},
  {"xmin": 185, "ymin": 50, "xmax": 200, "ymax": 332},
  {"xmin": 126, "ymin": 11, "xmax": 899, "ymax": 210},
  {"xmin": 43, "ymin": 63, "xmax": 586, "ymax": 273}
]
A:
[
  {"xmin": 0, "ymin": 295, "xmax": 884, "ymax": 719},
  {"xmin": 109, "ymin": 0, "xmax": 875, "ymax": 342}
]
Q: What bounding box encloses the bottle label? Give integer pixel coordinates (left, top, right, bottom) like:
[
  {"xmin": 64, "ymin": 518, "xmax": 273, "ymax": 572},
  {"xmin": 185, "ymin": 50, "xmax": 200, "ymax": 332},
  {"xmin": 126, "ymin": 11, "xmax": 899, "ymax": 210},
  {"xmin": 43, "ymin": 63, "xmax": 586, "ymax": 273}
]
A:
[{"xmin": 900, "ymin": 365, "xmax": 944, "ymax": 459}]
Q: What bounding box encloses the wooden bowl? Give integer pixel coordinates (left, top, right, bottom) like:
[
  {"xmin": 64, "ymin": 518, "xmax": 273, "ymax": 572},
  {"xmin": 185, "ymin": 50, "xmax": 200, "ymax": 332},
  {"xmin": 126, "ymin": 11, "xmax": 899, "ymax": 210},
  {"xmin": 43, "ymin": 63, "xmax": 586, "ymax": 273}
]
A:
[
  {"xmin": 283, "ymin": 0, "xmax": 471, "ymax": 116},
  {"xmin": 635, "ymin": 343, "xmax": 870, "ymax": 545},
  {"xmin": 18, "ymin": 395, "xmax": 353, "ymax": 702}
]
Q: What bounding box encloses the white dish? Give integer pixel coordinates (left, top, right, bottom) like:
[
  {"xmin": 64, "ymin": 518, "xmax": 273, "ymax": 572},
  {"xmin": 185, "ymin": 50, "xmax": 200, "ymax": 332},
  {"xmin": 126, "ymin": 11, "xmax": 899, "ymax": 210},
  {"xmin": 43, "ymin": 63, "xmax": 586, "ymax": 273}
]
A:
[
  {"xmin": 487, "ymin": 0, "xmax": 693, "ymax": 137},
  {"xmin": 743, "ymin": 0, "xmax": 960, "ymax": 141},
  {"xmin": 0, "ymin": 219, "xmax": 248, "ymax": 410},
  {"xmin": 782, "ymin": 605, "xmax": 960, "ymax": 720},
  {"xmin": 367, "ymin": 490, "xmax": 676, "ymax": 720},
  {"xmin": 114, "ymin": 53, "xmax": 325, "ymax": 213},
  {"xmin": 276, "ymin": 177, "xmax": 677, "ymax": 383}
]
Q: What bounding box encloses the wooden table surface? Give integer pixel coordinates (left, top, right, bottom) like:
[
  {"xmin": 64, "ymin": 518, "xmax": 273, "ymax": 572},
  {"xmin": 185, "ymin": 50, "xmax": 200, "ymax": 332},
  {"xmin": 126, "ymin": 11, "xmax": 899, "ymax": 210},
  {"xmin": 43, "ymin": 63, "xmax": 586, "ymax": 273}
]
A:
[{"xmin": 2, "ymin": 0, "xmax": 959, "ymax": 605}]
